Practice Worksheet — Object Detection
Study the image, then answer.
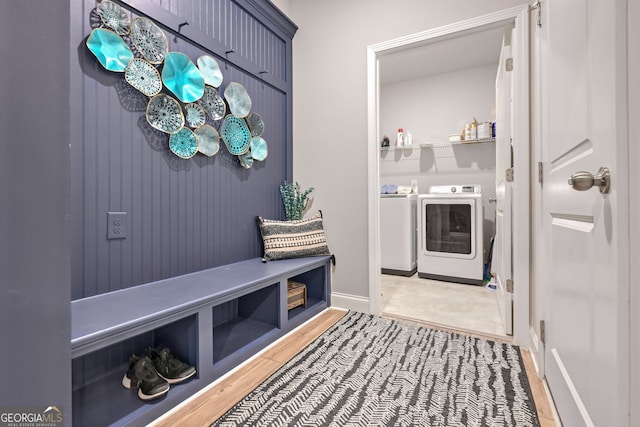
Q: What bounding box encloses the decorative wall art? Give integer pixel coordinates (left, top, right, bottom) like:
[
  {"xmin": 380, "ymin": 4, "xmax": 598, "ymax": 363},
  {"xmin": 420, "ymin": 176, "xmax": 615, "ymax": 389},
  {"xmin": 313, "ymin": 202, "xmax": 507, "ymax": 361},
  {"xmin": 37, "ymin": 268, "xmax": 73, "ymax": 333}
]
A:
[{"xmin": 85, "ymin": 0, "xmax": 269, "ymax": 168}]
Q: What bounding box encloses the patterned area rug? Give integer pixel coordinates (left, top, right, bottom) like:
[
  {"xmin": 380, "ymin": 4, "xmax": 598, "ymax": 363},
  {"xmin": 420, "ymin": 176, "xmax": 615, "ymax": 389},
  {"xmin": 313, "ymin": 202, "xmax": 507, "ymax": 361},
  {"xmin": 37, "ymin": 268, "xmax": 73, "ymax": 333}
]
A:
[{"xmin": 212, "ymin": 311, "xmax": 540, "ymax": 426}]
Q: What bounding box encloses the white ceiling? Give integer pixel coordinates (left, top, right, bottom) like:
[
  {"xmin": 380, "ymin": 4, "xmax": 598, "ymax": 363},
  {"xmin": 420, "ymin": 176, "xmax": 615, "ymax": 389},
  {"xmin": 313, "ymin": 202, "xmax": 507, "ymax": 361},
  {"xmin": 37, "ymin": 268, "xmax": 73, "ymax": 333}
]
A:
[{"xmin": 379, "ymin": 24, "xmax": 509, "ymax": 85}]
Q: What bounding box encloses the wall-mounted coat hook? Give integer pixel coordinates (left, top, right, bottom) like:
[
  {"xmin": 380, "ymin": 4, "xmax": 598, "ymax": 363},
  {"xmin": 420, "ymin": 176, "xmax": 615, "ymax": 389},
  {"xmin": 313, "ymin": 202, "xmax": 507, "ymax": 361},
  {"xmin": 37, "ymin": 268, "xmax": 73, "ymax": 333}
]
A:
[
  {"xmin": 173, "ymin": 21, "xmax": 189, "ymax": 42},
  {"xmin": 224, "ymin": 50, "xmax": 235, "ymax": 70},
  {"xmin": 259, "ymin": 70, "xmax": 268, "ymax": 88}
]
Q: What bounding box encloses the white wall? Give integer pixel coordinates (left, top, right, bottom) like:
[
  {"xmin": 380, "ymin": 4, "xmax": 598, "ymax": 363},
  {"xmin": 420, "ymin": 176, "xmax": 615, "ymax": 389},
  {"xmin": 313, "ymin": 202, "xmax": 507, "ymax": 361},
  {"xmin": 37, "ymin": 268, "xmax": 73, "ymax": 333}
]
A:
[
  {"xmin": 380, "ymin": 64, "xmax": 497, "ymax": 145},
  {"xmin": 287, "ymin": 0, "xmax": 527, "ymax": 301},
  {"xmin": 270, "ymin": 0, "xmax": 291, "ymax": 17}
]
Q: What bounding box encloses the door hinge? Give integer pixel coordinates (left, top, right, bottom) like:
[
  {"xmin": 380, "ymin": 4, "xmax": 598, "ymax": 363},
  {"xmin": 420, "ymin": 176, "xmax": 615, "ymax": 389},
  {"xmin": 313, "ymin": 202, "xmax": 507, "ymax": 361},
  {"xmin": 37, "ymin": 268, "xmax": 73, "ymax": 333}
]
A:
[
  {"xmin": 538, "ymin": 161, "xmax": 543, "ymax": 184},
  {"xmin": 506, "ymin": 168, "xmax": 514, "ymax": 182},
  {"xmin": 505, "ymin": 57, "xmax": 514, "ymax": 72},
  {"xmin": 540, "ymin": 319, "xmax": 546, "ymax": 344},
  {"xmin": 530, "ymin": 1, "xmax": 542, "ymax": 27},
  {"xmin": 506, "ymin": 278, "xmax": 514, "ymax": 293}
]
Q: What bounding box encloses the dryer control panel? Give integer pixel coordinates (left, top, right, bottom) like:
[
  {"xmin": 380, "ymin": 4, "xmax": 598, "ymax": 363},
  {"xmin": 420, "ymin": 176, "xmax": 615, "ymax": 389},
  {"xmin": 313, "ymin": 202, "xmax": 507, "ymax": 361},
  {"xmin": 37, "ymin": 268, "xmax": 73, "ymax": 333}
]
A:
[{"xmin": 429, "ymin": 185, "xmax": 481, "ymax": 194}]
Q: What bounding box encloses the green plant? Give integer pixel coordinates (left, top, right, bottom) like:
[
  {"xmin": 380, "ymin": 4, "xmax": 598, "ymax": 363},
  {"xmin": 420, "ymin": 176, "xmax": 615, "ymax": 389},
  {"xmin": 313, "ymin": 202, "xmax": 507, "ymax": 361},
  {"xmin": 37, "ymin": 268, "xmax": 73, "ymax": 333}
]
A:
[{"xmin": 280, "ymin": 181, "xmax": 314, "ymax": 221}]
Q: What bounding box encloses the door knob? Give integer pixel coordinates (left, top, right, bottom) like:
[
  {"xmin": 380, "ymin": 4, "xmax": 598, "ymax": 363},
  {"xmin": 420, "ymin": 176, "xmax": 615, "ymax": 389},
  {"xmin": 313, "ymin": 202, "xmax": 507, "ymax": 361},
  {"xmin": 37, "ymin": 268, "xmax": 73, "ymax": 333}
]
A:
[
  {"xmin": 568, "ymin": 167, "xmax": 610, "ymax": 194},
  {"xmin": 488, "ymin": 197, "xmax": 497, "ymax": 203}
]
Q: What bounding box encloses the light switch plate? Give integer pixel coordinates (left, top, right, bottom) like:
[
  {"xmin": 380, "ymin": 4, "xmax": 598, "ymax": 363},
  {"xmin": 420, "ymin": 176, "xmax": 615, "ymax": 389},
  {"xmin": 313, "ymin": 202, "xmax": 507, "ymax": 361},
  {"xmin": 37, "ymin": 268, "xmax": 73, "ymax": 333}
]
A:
[{"xmin": 107, "ymin": 212, "xmax": 127, "ymax": 240}]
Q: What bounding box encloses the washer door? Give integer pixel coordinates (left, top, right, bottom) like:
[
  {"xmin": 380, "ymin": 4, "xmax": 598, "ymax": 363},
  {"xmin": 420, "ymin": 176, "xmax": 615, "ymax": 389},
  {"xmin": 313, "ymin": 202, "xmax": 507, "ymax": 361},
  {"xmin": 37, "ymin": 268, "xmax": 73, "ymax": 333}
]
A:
[{"xmin": 421, "ymin": 197, "xmax": 476, "ymax": 260}]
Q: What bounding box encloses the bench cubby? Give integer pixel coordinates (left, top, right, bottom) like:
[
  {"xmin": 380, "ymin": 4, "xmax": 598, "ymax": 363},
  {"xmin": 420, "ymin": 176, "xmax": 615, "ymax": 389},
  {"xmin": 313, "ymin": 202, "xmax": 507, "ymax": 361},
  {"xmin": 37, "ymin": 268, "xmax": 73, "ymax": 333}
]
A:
[
  {"xmin": 72, "ymin": 315, "xmax": 198, "ymax": 426},
  {"xmin": 71, "ymin": 256, "xmax": 331, "ymax": 426},
  {"xmin": 212, "ymin": 283, "xmax": 280, "ymax": 364},
  {"xmin": 288, "ymin": 264, "xmax": 328, "ymax": 320}
]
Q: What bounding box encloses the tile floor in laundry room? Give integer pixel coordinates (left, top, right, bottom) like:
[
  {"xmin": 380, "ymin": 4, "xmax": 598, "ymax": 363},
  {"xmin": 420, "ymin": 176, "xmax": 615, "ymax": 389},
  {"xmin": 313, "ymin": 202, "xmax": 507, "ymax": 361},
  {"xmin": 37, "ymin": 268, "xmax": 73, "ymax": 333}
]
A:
[{"xmin": 381, "ymin": 273, "xmax": 507, "ymax": 338}]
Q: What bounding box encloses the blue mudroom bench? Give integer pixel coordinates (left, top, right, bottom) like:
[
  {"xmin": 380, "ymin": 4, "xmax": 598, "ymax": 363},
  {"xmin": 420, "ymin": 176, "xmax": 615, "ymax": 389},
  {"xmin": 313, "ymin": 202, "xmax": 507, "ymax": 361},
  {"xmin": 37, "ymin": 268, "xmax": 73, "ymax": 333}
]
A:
[{"xmin": 71, "ymin": 255, "xmax": 332, "ymax": 426}]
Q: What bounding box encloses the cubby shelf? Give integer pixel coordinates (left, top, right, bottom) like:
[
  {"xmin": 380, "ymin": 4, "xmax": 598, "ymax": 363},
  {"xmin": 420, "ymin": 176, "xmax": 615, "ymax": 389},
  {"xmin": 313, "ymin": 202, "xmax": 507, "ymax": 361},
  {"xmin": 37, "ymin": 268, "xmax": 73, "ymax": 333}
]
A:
[{"xmin": 71, "ymin": 256, "xmax": 332, "ymax": 426}]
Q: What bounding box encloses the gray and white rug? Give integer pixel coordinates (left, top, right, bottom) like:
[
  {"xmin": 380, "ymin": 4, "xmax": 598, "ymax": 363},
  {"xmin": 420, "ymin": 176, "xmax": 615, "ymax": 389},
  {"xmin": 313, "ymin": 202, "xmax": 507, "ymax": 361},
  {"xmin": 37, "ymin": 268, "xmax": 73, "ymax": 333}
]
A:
[{"xmin": 212, "ymin": 311, "xmax": 540, "ymax": 426}]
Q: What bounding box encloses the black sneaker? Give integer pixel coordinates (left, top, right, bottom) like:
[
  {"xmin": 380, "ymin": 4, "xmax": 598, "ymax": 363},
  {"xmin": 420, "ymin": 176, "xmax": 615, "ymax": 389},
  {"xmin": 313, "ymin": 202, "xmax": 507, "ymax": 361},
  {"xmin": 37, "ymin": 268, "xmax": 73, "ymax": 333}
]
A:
[
  {"xmin": 122, "ymin": 355, "xmax": 170, "ymax": 400},
  {"xmin": 147, "ymin": 347, "xmax": 196, "ymax": 384}
]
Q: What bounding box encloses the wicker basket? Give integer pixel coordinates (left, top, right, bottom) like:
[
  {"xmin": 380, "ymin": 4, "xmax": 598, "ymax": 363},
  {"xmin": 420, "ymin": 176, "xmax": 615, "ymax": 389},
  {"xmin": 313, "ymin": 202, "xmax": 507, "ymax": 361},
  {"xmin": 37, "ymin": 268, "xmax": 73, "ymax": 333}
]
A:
[{"xmin": 287, "ymin": 281, "xmax": 307, "ymax": 310}]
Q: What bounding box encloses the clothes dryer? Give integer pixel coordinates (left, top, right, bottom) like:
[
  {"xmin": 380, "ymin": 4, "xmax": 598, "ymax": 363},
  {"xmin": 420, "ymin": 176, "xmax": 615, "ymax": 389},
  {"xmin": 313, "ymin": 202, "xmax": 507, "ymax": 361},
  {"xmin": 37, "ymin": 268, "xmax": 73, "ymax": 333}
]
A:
[{"xmin": 417, "ymin": 185, "xmax": 484, "ymax": 285}]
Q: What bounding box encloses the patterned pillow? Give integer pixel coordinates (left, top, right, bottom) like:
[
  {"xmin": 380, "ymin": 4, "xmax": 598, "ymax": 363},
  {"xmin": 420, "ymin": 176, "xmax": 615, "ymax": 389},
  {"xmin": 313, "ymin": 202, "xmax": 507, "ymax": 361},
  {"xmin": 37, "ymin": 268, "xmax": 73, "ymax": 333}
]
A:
[{"xmin": 257, "ymin": 210, "xmax": 331, "ymax": 261}]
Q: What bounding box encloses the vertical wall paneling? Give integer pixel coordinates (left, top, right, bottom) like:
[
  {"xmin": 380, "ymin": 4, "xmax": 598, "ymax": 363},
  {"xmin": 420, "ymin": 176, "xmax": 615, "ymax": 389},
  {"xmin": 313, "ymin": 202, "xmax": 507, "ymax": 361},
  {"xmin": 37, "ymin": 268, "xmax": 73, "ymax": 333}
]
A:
[
  {"xmin": 72, "ymin": 0, "xmax": 297, "ymax": 299},
  {"xmin": 0, "ymin": 0, "xmax": 72, "ymax": 418}
]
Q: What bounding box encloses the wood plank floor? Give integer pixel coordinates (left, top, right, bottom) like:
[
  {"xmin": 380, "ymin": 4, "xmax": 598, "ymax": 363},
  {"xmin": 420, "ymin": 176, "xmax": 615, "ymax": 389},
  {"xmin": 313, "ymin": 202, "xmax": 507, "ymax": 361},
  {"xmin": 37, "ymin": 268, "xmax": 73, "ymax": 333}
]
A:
[{"xmin": 151, "ymin": 308, "xmax": 558, "ymax": 426}]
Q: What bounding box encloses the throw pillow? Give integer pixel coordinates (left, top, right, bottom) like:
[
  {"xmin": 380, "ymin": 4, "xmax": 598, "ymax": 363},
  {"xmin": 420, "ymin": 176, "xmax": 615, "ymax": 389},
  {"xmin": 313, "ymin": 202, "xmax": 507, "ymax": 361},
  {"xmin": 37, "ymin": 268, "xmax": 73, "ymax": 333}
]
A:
[{"xmin": 257, "ymin": 210, "xmax": 331, "ymax": 261}]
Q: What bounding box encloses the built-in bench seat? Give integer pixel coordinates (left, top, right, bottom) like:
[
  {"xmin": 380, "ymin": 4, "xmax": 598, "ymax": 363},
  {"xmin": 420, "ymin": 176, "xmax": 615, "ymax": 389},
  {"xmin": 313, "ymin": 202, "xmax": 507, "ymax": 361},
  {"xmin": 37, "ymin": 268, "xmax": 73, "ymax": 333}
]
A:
[{"xmin": 71, "ymin": 255, "xmax": 332, "ymax": 426}]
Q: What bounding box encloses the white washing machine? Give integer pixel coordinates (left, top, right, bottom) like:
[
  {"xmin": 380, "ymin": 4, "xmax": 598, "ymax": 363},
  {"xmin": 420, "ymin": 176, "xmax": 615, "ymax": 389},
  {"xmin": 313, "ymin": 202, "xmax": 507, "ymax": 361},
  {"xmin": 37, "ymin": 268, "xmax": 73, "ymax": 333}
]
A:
[
  {"xmin": 417, "ymin": 185, "xmax": 484, "ymax": 285},
  {"xmin": 380, "ymin": 194, "xmax": 417, "ymax": 276}
]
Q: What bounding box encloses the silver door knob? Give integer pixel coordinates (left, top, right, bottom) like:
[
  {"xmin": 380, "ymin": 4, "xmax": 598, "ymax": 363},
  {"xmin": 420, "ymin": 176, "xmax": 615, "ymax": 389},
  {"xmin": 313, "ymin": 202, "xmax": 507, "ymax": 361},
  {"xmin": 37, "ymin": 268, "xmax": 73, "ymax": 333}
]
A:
[
  {"xmin": 488, "ymin": 197, "xmax": 497, "ymax": 203},
  {"xmin": 568, "ymin": 167, "xmax": 610, "ymax": 194}
]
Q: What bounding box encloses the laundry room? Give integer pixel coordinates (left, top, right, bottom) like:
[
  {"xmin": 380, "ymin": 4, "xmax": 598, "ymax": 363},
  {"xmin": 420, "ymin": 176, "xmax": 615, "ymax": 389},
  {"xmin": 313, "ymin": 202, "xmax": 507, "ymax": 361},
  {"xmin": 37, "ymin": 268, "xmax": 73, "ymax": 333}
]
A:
[{"xmin": 378, "ymin": 25, "xmax": 509, "ymax": 336}]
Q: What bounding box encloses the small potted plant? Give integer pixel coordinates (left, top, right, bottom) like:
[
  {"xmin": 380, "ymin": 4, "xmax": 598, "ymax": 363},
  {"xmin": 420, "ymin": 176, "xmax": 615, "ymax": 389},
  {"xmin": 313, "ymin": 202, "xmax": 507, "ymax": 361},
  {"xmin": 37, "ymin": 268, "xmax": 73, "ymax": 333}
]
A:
[{"xmin": 280, "ymin": 181, "xmax": 314, "ymax": 221}]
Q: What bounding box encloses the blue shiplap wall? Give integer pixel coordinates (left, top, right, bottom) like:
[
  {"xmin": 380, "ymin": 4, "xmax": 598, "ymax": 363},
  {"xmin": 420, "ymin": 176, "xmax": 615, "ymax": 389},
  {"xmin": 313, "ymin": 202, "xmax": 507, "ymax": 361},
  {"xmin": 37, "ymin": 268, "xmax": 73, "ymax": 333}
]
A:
[{"xmin": 71, "ymin": 0, "xmax": 295, "ymax": 299}]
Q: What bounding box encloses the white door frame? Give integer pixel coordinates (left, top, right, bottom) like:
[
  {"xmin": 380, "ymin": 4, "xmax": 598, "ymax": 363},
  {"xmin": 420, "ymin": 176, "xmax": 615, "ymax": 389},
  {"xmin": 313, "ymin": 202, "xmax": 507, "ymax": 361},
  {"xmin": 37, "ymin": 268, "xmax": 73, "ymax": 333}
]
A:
[
  {"xmin": 630, "ymin": 1, "xmax": 640, "ymax": 425},
  {"xmin": 366, "ymin": 5, "xmax": 531, "ymax": 346}
]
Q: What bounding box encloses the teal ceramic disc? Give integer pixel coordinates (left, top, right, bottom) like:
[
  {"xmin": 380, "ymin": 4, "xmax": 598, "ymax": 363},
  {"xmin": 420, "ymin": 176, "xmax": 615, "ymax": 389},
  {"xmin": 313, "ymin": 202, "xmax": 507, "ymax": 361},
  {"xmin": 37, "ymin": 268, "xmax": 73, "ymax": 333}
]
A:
[
  {"xmin": 124, "ymin": 58, "xmax": 162, "ymax": 96},
  {"xmin": 146, "ymin": 94, "xmax": 184, "ymax": 134},
  {"xmin": 223, "ymin": 82, "xmax": 252, "ymax": 118},
  {"xmin": 250, "ymin": 136, "xmax": 268, "ymax": 161},
  {"xmin": 162, "ymin": 52, "xmax": 205, "ymax": 103},
  {"xmin": 96, "ymin": 0, "xmax": 131, "ymax": 36},
  {"xmin": 220, "ymin": 115, "xmax": 251, "ymax": 155},
  {"xmin": 86, "ymin": 28, "xmax": 133, "ymax": 72},
  {"xmin": 131, "ymin": 17, "xmax": 168, "ymax": 64},
  {"xmin": 197, "ymin": 55, "xmax": 223, "ymax": 88},
  {"xmin": 194, "ymin": 124, "xmax": 220, "ymax": 156},
  {"xmin": 198, "ymin": 86, "xmax": 226, "ymax": 120},
  {"xmin": 169, "ymin": 128, "xmax": 198, "ymax": 159}
]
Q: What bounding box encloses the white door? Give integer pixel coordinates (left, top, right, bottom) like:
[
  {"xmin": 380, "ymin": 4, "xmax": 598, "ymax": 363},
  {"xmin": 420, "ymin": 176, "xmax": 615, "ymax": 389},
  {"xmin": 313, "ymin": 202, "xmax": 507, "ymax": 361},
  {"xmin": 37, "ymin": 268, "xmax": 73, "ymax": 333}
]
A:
[
  {"xmin": 541, "ymin": 0, "xmax": 629, "ymax": 425},
  {"xmin": 494, "ymin": 29, "xmax": 513, "ymax": 335}
]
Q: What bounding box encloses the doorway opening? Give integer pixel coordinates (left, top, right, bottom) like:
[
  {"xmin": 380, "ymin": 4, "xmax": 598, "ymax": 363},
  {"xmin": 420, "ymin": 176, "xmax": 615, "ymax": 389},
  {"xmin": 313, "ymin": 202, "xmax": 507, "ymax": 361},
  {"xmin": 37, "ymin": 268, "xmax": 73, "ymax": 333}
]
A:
[{"xmin": 366, "ymin": 5, "xmax": 531, "ymax": 345}]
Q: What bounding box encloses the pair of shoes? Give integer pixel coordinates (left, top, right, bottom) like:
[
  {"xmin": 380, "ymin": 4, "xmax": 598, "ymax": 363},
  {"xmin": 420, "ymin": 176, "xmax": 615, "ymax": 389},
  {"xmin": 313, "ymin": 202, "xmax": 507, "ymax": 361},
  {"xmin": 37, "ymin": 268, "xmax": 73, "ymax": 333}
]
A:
[
  {"xmin": 121, "ymin": 348, "xmax": 196, "ymax": 401},
  {"xmin": 147, "ymin": 347, "xmax": 197, "ymax": 384}
]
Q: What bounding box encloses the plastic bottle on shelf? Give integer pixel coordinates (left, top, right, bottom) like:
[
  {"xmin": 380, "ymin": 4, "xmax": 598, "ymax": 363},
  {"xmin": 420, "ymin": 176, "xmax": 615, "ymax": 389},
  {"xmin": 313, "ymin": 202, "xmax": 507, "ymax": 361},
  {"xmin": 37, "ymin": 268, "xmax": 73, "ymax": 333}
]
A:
[
  {"xmin": 404, "ymin": 131, "xmax": 412, "ymax": 145},
  {"xmin": 396, "ymin": 128, "xmax": 404, "ymax": 147},
  {"xmin": 464, "ymin": 124, "xmax": 472, "ymax": 141}
]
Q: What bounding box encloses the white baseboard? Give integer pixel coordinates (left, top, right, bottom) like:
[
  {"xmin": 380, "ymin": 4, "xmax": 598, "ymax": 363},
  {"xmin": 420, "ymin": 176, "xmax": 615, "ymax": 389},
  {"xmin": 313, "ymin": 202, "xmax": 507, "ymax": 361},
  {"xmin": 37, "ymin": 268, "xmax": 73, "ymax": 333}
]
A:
[
  {"xmin": 529, "ymin": 326, "xmax": 540, "ymax": 354},
  {"xmin": 529, "ymin": 325, "xmax": 544, "ymax": 377},
  {"xmin": 331, "ymin": 292, "xmax": 370, "ymax": 313}
]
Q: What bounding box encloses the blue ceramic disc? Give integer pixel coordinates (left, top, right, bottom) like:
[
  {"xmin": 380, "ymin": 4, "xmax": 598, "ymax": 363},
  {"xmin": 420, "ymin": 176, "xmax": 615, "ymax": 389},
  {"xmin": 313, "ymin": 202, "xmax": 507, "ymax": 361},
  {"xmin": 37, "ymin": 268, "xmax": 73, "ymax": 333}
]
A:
[
  {"xmin": 238, "ymin": 151, "xmax": 254, "ymax": 169},
  {"xmin": 220, "ymin": 115, "xmax": 251, "ymax": 155},
  {"xmin": 195, "ymin": 124, "xmax": 220, "ymax": 156},
  {"xmin": 223, "ymin": 82, "xmax": 252, "ymax": 118},
  {"xmin": 246, "ymin": 112, "xmax": 264, "ymax": 137},
  {"xmin": 86, "ymin": 28, "xmax": 133, "ymax": 72},
  {"xmin": 169, "ymin": 128, "xmax": 198, "ymax": 159},
  {"xmin": 250, "ymin": 136, "xmax": 268, "ymax": 161},
  {"xmin": 197, "ymin": 55, "xmax": 223, "ymax": 88},
  {"xmin": 125, "ymin": 58, "xmax": 162, "ymax": 96},
  {"xmin": 198, "ymin": 86, "xmax": 226, "ymax": 120},
  {"xmin": 131, "ymin": 17, "xmax": 168, "ymax": 64},
  {"xmin": 146, "ymin": 94, "xmax": 184, "ymax": 134},
  {"xmin": 184, "ymin": 103, "xmax": 206, "ymax": 128},
  {"xmin": 162, "ymin": 52, "xmax": 205, "ymax": 103},
  {"xmin": 96, "ymin": 0, "xmax": 131, "ymax": 36}
]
